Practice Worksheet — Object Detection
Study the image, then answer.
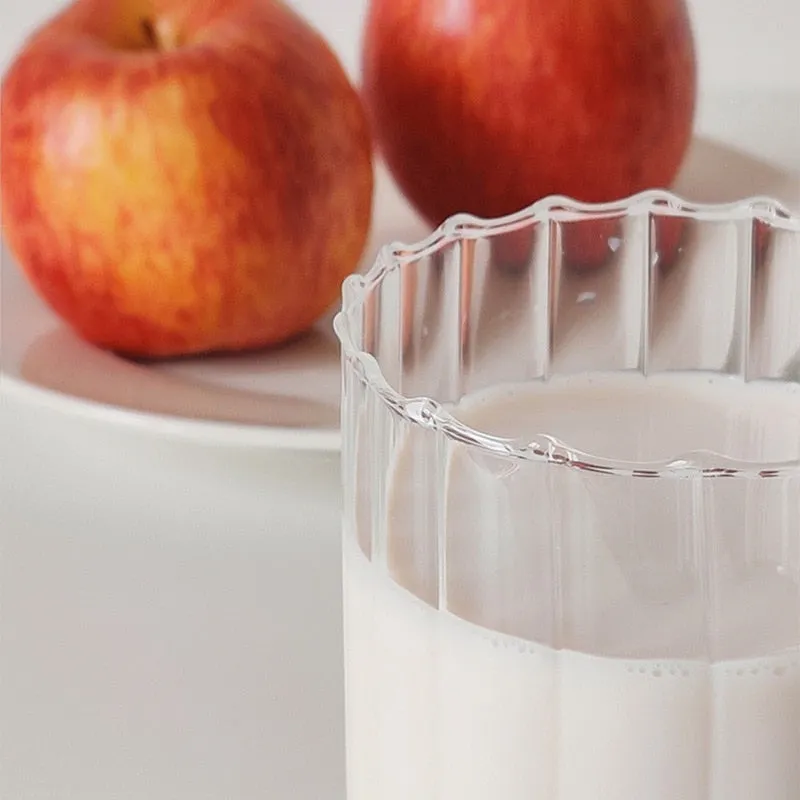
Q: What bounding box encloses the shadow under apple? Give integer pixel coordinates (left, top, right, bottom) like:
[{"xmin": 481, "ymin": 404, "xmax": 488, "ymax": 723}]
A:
[{"xmin": 20, "ymin": 327, "xmax": 341, "ymax": 431}]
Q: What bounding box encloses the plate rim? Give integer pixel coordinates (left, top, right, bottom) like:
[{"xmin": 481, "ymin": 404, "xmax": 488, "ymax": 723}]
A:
[{"xmin": 1, "ymin": 371, "xmax": 343, "ymax": 452}]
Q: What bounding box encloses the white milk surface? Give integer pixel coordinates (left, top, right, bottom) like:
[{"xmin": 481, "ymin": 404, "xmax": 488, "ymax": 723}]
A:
[{"xmin": 344, "ymin": 373, "xmax": 800, "ymax": 800}]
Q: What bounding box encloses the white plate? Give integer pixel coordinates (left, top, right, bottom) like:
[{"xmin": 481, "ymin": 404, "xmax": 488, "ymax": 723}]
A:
[{"xmin": 3, "ymin": 141, "xmax": 799, "ymax": 452}]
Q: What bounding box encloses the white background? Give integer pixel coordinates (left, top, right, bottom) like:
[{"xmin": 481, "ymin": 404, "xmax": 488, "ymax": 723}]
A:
[{"xmin": 1, "ymin": 2, "xmax": 799, "ymax": 800}]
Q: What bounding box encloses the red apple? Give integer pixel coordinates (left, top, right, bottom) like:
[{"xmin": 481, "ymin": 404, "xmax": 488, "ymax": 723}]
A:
[
  {"xmin": 490, "ymin": 228, "xmax": 537, "ymax": 273},
  {"xmin": 362, "ymin": 0, "xmax": 697, "ymax": 270},
  {"xmin": 1, "ymin": 0, "xmax": 374, "ymax": 358}
]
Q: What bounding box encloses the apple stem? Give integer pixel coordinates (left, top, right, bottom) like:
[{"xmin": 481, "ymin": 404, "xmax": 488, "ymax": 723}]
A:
[{"xmin": 141, "ymin": 17, "xmax": 160, "ymax": 50}]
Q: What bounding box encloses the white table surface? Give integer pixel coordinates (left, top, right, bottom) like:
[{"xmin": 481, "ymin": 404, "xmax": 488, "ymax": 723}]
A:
[{"xmin": 2, "ymin": 1, "xmax": 800, "ymax": 798}]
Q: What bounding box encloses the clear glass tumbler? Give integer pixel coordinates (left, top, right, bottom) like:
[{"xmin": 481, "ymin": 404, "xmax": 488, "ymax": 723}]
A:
[{"xmin": 334, "ymin": 191, "xmax": 800, "ymax": 800}]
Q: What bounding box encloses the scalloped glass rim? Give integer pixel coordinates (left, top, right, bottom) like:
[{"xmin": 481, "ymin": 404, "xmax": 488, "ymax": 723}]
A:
[{"xmin": 334, "ymin": 189, "xmax": 800, "ymax": 478}]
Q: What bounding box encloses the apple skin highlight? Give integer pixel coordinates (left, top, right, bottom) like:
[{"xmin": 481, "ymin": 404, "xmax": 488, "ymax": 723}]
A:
[{"xmin": 1, "ymin": 0, "xmax": 374, "ymax": 358}]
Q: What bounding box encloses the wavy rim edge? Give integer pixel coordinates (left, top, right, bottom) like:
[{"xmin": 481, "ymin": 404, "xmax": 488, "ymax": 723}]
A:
[{"xmin": 335, "ymin": 189, "xmax": 800, "ymax": 478}]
